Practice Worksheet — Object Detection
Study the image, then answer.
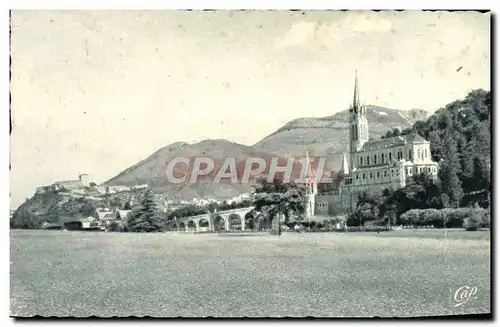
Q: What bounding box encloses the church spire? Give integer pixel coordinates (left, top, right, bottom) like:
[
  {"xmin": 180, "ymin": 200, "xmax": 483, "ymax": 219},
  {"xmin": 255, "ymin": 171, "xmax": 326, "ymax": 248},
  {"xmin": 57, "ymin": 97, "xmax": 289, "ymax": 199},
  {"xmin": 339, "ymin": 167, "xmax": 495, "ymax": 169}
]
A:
[
  {"xmin": 353, "ymin": 70, "xmax": 360, "ymax": 112},
  {"xmin": 304, "ymin": 151, "xmax": 317, "ymax": 195},
  {"xmin": 340, "ymin": 153, "xmax": 350, "ymax": 175}
]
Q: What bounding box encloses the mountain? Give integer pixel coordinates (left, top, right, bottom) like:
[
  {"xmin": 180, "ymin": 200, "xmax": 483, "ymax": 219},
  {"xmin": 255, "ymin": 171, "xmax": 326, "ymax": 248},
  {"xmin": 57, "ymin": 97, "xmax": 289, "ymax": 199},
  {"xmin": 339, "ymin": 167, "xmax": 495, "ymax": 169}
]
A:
[
  {"xmin": 103, "ymin": 139, "xmax": 310, "ymax": 201},
  {"xmin": 102, "ymin": 105, "xmax": 427, "ymax": 200},
  {"xmin": 253, "ymin": 105, "xmax": 429, "ymax": 170}
]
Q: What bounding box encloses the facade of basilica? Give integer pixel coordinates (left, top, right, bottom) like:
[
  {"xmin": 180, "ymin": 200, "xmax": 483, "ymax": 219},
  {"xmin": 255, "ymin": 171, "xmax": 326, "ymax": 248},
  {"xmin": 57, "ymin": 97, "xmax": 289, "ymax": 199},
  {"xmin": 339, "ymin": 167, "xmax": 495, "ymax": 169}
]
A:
[{"xmin": 307, "ymin": 73, "xmax": 440, "ymax": 217}]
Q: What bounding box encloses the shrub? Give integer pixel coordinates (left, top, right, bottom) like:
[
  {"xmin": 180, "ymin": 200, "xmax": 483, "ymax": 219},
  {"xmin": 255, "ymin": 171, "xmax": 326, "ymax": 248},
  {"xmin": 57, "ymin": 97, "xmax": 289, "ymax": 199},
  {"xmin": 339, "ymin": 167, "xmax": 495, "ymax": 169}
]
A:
[
  {"xmin": 400, "ymin": 210, "xmax": 419, "ymax": 226},
  {"xmin": 463, "ymin": 218, "xmax": 479, "ymax": 231},
  {"xmin": 108, "ymin": 221, "xmax": 123, "ymax": 232},
  {"xmin": 422, "ymin": 209, "xmax": 443, "ymax": 228},
  {"xmin": 482, "ymin": 210, "xmax": 491, "ymax": 228},
  {"xmin": 399, "ymin": 207, "xmax": 489, "ymax": 230},
  {"xmin": 441, "ymin": 208, "xmax": 469, "ymax": 228},
  {"xmin": 467, "ymin": 207, "xmax": 490, "ymax": 229}
]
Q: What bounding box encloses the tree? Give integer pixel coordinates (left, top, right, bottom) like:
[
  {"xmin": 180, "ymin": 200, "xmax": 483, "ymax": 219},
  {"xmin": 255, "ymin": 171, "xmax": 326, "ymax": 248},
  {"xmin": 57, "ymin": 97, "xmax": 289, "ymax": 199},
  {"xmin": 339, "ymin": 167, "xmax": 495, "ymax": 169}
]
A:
[
  {"xmin": 427, "ymin": 130, "xmax": 442, "ymax": 161},
  {"xmin": 47, "ymin": 202, "xmax": 62, "ymax": 221},
  {"xmin": 438, "ymin": 133, "xmax": 464, "ymax": 207},
  {"xmin": 123, "ymin": 201, "xmax": 132, "ymax": 210},
  {"xmin": 252, "ymin": 178, "xmax": 307, "ymax": 232},
  {"xmin": 220, "ymin": 200, "xmax": 230, "ymax": 211},
  {"xmin": 440, "ymin": 193, "xmax": 450, "ymax": 209},
  {"xmin": 127, "ymin": 189, "xmax": 164, "ymax": 232},
  {"xmin": 110, "ymin": 196, "xmax": 122, "ymax": 209},
  {"xmin": 207, "ymin": 202, "xmax": 219, "ymax": 213},
  {"xmin": 168, "ymin": 204, "xmax": 206, "ymax": 220},
  {"xmin": 383, "ymin": 128, "xmax": 401, "ymax": 139},
  {"xmin": 108, "ymin": 221, "xmax": 123, "ymax": 232},
  {"xmin": 470, "ymin": 156, "xmax": 490, "ymax": 207},
  {"xmin": 402, "ymin": 173, "xmax": 442, "ymax": 209},
  {"xmin": 347, "ymin": 192, "xmax": 381, "ymax": 227},
  {"xmin": 79, "ymin": 201, "xmax": 96, "ymax": 217},
  {"xmin": 11, "ymin": 206, "xmax": 39, "ymax": 229}
]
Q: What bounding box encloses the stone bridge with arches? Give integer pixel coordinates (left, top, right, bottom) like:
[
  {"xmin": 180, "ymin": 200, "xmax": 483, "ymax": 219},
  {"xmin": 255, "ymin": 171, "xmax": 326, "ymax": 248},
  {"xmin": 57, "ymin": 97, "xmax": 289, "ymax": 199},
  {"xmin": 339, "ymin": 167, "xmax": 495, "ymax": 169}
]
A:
[{"xmin": 176, "ymin": 207, "xmax": 256, "ymax": 232}]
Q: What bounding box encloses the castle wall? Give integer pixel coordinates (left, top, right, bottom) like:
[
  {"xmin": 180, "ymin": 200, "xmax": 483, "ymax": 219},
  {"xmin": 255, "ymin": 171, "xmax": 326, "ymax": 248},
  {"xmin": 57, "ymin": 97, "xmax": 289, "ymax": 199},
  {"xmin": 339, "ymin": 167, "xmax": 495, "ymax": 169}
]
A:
[
  {"xmin": 79, "ymin": 174, "xmax": 89, "ymax": 187},
  {"xmin": 316, "ymin": 190, "xmax": 359, "ymax": 215}
]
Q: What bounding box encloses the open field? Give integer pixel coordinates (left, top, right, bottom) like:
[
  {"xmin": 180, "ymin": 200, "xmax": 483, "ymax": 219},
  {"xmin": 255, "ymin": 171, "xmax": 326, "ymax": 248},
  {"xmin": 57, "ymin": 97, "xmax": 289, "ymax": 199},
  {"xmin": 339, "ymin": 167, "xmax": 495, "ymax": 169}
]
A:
[{"xmin": 10, "ymin": 229, "xmax": 490, "ymax": 318}]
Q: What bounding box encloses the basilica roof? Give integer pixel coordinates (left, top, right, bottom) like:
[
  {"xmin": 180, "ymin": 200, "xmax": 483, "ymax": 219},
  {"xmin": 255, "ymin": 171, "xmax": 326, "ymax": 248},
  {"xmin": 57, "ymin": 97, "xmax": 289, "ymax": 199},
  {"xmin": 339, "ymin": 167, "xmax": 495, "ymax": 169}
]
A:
[
  {"xmin": 404, "ymin": 133, "xmax": 426, "ymax": 143},
  {"xmin": 359, "ymin": 136, "xmax": 405, "ymax": 151},
  {"xmin": 359, "ymin": 133, "xmax": 427, "ymax": 151}
]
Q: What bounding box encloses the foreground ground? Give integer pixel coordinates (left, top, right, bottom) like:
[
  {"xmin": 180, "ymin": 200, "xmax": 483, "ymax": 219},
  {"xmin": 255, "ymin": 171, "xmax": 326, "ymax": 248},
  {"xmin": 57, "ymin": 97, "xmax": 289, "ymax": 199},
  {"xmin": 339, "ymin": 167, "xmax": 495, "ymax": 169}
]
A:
[{"xmin": 10, "ymin": 229, "xmax": 490, "ymax": 318}]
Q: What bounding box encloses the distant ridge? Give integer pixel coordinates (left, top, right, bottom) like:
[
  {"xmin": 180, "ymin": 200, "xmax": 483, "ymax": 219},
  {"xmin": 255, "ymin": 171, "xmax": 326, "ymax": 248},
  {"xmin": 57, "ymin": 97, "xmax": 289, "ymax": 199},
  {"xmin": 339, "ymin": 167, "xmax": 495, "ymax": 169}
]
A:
[{"xmin": 103, "ymin": 105, "xmax": 428, "ymax": 200}]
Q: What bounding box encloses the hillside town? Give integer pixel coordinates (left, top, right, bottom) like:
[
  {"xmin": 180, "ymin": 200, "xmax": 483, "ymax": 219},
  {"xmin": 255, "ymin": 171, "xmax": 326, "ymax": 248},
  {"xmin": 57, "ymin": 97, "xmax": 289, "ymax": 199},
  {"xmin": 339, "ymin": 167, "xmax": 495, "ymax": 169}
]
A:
[{"xmin": 24, "ymin": 171, "xmax": 254, "ymax": 231}]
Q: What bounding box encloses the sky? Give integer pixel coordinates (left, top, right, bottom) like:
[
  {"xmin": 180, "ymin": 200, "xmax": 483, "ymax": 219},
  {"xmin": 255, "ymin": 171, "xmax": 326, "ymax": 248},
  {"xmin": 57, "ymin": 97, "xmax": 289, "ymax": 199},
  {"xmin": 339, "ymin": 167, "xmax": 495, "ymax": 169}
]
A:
[{"xmin": 10, "ymin": 10, "xmax": 490, "ymax": 209}]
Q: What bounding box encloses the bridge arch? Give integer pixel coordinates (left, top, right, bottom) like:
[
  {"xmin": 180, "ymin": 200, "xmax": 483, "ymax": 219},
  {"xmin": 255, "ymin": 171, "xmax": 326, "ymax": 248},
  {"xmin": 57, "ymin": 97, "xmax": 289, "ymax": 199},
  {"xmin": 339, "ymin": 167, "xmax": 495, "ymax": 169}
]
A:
[
  {"xmin": 244, "ymin": 211, "xmax": 256, "ymax": 231},
  {"xmin": 211, "ymin": 214, "xmax": 225, "ymax": 231},
  {"xmin": 228, "ymin": 213, "xmax": 242, "ymax": 231},
  {"xmin": 187, "ymin": 220, "xmax": 197, "ymax": 232},
  {"xmin": 178, "ymin": 206, "xmax": 255, "ymax": 232}
]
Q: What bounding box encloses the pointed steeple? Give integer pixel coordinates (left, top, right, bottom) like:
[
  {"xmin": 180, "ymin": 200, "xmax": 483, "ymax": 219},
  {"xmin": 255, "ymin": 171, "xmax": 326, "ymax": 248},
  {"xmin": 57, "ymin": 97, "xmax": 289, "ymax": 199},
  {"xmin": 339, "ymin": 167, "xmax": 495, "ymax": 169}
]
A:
[
  {"xmin": 305, "ymin": 151, "xmax": 314, "ymax": 177},
  {"xmin": 304, "ymin": 151, "xmax": 317, "ymax": 195},
  {"xmin": 340, "ymin": 153, "xmax": 350, "ymax": 175},
  {"xmin": 353, "ymin": 70, "xmax": 360, "ymax": 112}
]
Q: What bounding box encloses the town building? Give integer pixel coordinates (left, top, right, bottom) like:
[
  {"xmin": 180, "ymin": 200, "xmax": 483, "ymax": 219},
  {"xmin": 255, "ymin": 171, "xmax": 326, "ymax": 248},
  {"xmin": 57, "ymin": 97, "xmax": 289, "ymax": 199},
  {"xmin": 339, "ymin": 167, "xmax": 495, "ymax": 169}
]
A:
[
  {"xmin": 53, "ymin": 173, "xmax": 90, "ymax": 191},
  {"xmin": 310, "ymin": 72, "xmax": 439, "ymax": 217},
  {"xmin": 36, "ymin": 174, "xmax": 91, "ymax": 194}
]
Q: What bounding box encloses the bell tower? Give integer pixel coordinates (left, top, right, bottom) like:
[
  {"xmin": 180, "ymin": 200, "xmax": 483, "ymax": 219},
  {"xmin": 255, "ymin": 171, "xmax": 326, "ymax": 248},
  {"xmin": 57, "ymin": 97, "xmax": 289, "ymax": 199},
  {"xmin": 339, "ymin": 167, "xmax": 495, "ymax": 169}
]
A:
[
  {"xmin": 304, "ymin": 151, "xmax": 317, "ymax": 218},
  {"xmin": 348, "ymin": 71, "xmax": 369, "ymax": 170}
]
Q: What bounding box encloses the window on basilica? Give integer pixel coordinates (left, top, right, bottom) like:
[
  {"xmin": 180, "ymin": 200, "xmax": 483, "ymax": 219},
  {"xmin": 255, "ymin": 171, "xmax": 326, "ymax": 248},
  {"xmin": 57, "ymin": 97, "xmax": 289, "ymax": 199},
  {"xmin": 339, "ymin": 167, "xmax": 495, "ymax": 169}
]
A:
[
  {"xmin": 409, "ymin": 150, "xmax": 412, "ymax": 160},
  {"xmin": 373, "ymin": 155, "xmax": 377, "ymax": 164},
  {"xmin": 389, "ymin": 153, "xmax": 392, "ymax": 162},
  {"xmin": 366, "ymin": 156, "xmax": 370, "ymax": 165},
  {"xmin": 381, "ymin": 153, "xmax": 385, "ymax": 163}
]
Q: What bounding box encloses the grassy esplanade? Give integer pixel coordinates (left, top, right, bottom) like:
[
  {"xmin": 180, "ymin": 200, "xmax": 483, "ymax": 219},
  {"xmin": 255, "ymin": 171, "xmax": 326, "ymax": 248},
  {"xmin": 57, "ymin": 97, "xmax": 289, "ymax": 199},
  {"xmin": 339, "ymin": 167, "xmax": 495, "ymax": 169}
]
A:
[{"xmin": 10, "ymin": 229, "xmax": 490, "ymax": 317}]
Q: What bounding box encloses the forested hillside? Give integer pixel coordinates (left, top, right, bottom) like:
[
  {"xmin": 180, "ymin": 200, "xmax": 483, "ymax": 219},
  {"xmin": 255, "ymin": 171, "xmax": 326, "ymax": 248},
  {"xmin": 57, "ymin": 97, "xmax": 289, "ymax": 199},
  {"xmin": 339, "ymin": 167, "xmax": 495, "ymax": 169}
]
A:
[
  {"xmin": 352, "ymin": 89, "xmax": 491, "ymax": 227},
  {"xmin": 388, "ymin": 89, "xmax": 490, "ymax": 206}
]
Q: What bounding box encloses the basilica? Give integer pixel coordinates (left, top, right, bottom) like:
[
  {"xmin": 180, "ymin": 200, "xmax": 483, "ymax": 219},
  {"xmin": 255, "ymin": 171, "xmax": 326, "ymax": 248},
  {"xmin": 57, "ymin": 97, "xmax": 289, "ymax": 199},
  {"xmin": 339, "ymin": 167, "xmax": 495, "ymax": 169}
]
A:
[{"xmin": 309, "ymin": 72, "xmax": 439, "ymax": 217}]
